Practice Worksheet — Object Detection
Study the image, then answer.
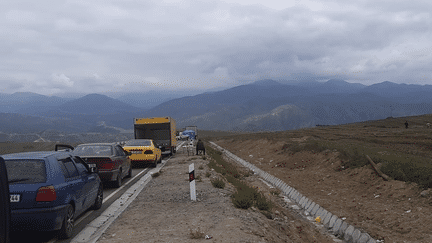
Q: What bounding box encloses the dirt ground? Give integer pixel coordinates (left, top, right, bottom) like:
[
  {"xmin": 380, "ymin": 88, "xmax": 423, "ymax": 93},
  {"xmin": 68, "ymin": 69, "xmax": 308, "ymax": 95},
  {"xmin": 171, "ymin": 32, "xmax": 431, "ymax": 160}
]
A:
[
  {"xmin": 96, "ymin": 145, "xmax": 339, "ymax": 243},
  {"xmin": 213, "ymin": 137, "xmax": 432, "ymax": 243}
]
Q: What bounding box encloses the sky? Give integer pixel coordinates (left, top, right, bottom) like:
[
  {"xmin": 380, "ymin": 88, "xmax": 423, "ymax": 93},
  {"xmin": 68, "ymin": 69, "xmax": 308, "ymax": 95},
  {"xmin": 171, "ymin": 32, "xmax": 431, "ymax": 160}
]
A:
[{"xmin": 1, "ymin": 0, "xmax": 432, "ymax": 96}]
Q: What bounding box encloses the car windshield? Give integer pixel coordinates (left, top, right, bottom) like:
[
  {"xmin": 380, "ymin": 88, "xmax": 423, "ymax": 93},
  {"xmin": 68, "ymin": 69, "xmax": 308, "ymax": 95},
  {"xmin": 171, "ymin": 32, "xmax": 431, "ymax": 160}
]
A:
[
  {"xmin": 5, "ymin": 159, "xmax": 46, "ymax": 184},
  {"xmin": 73, "ymin": 145, "xmax": 113, "ymax": 156},
  {"xmin": 124, "ymin": 140, "xmax": 152, "ymax": 147}
]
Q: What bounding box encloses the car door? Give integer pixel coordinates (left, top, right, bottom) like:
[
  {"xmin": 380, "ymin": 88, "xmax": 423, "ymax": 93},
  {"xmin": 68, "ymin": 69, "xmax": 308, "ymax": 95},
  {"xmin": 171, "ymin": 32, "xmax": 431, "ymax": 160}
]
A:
[
  {"xmin": 72, "ymin": 156, "xmax": 98, "ymax": 211},
  {"xmin": 114, "ymin": 145, "xmax": 129, "ymax": 179},
  {"xmin": 0, "ymin": 157, "xmax": 10, "ymax": 243},
  {"xmin": 58, "ymin": 157, "xmax": 86, "ymax": 216}
]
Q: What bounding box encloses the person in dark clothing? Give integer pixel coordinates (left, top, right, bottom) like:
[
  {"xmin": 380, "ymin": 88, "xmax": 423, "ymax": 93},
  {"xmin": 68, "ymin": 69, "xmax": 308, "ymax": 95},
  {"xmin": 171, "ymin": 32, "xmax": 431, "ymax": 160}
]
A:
[
  {"xmin": 405, "ymin": 121, "xmax": 409, "ymax": 129},
  {"xmin": 196, "ymin": 139, "xmax": 205, "ymax": 155}
]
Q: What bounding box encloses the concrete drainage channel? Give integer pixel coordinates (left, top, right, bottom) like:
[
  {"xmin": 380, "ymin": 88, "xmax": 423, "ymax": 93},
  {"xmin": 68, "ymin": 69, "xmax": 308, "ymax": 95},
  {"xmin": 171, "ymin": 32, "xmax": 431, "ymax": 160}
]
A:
[
  {"xmin": 71, "ymin": 141, "xmax": 186, "ymax": 243},
  {"xmin": 209, "ymin": 142, "xmax": 378, "ymax": 243}
]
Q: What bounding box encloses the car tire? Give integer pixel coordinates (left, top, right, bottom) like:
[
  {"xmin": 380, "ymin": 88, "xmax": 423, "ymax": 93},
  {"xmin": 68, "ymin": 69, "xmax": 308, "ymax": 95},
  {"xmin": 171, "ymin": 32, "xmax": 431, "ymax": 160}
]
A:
[
  {"xmin": 0, "ymin": 157, "xmax": 11, "ymax": 243},
  {"xmin": 91, "ymin": 185, "xmax": 103, "ymax": 210},
  {"xmin": 113, "ymin": 171, "xmax": 122, "ymax": 188},
  {"xmin": 152, "ymin": 159, "xmax": 157, "ymax": 168},
  {"xmin": 59, "ymin": 204, "xmax": 74, "ymax": 239},
  {"xmin": 126, "ymin": 166, "xmax": 132, "ymax": 178}
]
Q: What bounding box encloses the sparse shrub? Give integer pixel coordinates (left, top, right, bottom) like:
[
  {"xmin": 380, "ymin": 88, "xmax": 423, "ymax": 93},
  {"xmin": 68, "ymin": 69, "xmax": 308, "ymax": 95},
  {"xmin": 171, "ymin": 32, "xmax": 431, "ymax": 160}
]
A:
[
  {"xmin": 234, "ymin": 173, "xmax": 241, "ymax": 179},
  {"xmin": 380, "ymin": 158, "xmax": 432, "ymax": 188},
  {"xmin": 270, "ymin": 189, "xmax": 280, "ymax": 196},
  {"xmin": 189, "ymin": 227, "xmax": 205, "ymax": 239},
  {"xmin": 261, "ymin": 210, "xmax": 272, "ymax": 219},
  {"xmin": 232, "ymin": 191, "xmax": 254, "ymax": 209},
  {"xmin": 198, "ymin": 165, "xmax": 204, "ymax": 170},
  {"xmin": 255, "ymin": 192, "xmax": 272, "ymax": 211},
  {"xmin": 196, "ymin": 175, "xmax": 202, "ymax": 182},
  {"xmin": 211, "ymin": 178, "xmax": 225, "ymax": 189},
  {"xmin": 151, "ymin": 171, "xmax": 161, "ymax": 178},
  {"xmin": 205, "ymin": 172, "xmax": 211, "ymax": 177},
  {"xmin": 202, "ymin": 156, "xmax": 207, "ymax": 160}
]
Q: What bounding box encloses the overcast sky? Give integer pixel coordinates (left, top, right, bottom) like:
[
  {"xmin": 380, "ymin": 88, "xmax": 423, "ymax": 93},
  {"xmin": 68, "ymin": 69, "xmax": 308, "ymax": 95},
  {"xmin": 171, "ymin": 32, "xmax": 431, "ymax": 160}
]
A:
[{"xmin": 1, "ymin": 0, "xmax": 432, "ymax": 96}]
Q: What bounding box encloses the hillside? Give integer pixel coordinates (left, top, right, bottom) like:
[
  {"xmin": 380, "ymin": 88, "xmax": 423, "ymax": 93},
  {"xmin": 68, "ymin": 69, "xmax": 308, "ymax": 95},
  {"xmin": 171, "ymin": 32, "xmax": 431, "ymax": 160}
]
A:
[{"xmin": 211, "ymin": 113, "xmax": 432, "ymax": 242}]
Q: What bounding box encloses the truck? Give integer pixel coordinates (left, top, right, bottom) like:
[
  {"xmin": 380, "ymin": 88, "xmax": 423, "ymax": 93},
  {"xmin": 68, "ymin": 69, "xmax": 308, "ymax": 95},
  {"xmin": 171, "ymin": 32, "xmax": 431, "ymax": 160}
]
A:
[
  {"xmin": 185, "ymin": 126, "xmax": 198, "ymax": 139},
  {"xmin": 133, "ymin": 117, "xmax": 177, "ymax": 155}
]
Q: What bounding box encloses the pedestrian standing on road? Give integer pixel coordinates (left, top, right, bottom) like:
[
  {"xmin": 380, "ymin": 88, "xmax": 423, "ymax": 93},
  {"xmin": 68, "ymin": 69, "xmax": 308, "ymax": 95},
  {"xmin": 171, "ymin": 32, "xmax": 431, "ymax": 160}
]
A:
[
  {"xmin": 196, "ymin": 139, "xmax": 205, "ymax": 155},
  {"xmin": 405, "ymin": 121, "xmax": 409, "ymax": 129}
]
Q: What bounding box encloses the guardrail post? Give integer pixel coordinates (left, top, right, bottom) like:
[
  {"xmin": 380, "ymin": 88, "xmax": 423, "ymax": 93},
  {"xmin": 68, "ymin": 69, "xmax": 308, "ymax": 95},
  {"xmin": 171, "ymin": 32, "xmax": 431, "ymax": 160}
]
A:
[{"xmin": 189, "ymin": 163, "xmax": 196, "ymax": 201}]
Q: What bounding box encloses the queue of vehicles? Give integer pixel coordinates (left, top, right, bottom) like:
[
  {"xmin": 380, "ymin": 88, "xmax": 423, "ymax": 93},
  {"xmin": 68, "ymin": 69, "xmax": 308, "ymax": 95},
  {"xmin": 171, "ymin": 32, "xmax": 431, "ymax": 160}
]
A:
[{"xmin": 1, "ymin": 116, "xmax": 183, "ymax": 239}]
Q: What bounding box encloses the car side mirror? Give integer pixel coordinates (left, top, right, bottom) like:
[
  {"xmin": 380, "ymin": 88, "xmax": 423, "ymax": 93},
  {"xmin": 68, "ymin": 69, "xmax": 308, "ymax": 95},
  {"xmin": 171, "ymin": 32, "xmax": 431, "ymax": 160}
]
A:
[{"xmin": 126, "ymin": 151, "xmax": 132, "ymax": 156}]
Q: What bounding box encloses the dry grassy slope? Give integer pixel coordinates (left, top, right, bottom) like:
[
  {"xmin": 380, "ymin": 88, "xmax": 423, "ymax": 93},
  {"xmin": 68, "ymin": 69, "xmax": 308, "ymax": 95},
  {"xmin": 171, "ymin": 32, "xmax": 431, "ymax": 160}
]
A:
[{"xmin": 208, "ymin": 114, "xmax": 432, "ymax": 242}]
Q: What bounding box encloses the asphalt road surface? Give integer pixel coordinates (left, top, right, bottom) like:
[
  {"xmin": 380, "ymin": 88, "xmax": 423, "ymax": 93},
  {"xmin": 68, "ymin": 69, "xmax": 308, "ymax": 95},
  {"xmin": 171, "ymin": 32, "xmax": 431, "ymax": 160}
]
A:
[{"xmin": 9, "ymin": 161, "xmax": 162, "ymax": 243}]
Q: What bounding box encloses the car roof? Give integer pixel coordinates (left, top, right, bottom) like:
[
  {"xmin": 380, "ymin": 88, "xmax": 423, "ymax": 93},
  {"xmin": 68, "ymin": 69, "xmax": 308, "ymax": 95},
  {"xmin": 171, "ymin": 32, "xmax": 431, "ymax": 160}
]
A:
[
  {"xmin": 76, "ymin": 143, "xmax": 116, "ymax": 146},
  {"xmin": 1, "ymin": 151, "xmax": 70, "ymax": 160}
]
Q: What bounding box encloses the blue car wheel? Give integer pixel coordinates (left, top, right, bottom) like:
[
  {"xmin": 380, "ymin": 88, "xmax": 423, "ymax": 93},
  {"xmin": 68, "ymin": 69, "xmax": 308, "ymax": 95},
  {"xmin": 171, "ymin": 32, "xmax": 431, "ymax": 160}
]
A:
[{"xmin": 59, "ymin": 204, "xmax": 74, "ymax": 239}]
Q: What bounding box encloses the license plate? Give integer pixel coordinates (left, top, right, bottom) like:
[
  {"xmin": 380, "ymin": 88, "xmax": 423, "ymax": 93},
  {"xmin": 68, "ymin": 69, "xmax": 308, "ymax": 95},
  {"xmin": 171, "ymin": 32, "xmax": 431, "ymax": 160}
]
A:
[
  {"xmin": 10, "ymin": 194, "xmax": 20, "ymax": 203},
  {"xmin": 131, "ymin": 151, "xmax": 141, "ymax": 154}
]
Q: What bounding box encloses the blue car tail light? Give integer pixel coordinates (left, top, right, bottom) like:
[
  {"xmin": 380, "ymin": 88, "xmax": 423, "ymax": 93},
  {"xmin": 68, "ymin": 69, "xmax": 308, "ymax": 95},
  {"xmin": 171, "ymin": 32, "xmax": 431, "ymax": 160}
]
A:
[{"xmin": 36, "ymin": 185, "xmax": 57, "ymax": 202}]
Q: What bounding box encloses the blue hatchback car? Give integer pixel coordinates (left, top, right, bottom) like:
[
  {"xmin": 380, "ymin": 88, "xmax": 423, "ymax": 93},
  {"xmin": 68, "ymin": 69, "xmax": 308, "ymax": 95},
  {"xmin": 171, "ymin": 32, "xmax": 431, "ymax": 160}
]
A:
[{"xmin": 3, "ymin": 151, "xmax": 103, "ymax": 239}]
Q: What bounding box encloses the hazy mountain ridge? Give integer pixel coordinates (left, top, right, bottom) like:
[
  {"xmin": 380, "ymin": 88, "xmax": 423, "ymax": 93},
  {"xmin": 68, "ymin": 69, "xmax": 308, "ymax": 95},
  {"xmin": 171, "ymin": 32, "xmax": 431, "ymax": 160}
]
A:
[{"xmin": 1, "ymin": 79, "xmax": 432, "ymax": 135}]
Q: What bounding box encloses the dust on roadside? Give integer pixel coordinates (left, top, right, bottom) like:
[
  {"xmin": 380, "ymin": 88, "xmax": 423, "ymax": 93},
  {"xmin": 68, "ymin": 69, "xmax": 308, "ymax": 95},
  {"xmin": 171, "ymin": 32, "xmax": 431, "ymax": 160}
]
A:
[{"xmin": 96, "ymin": 144, "xmax": 337, "ymax": 243}]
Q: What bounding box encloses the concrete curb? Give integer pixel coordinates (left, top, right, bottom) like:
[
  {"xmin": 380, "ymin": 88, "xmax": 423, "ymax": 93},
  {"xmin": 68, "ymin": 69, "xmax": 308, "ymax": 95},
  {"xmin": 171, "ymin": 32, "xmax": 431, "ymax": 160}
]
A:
[
  {"xmin": 209, "ymin": 142, "xmax": 377, "ymax": 243},
  {"xmin": 71, "ymin": 141, "xmax": 186, "ymax": 243}
]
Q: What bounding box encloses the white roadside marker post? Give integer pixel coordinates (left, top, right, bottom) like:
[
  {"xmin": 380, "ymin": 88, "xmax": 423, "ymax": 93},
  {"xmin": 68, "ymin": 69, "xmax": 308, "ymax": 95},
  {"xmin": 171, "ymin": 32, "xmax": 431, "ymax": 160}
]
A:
[{"xmin": 189, "ymin": 163, "xmax": 196, "ymax": 201}]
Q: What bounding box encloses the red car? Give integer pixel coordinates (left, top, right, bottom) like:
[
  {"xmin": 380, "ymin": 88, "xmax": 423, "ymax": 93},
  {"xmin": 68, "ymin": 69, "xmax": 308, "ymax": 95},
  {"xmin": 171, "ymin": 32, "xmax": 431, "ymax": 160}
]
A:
[{"xmin": 71, "ymin": 143, "xmax": 132, "ymax": 188}]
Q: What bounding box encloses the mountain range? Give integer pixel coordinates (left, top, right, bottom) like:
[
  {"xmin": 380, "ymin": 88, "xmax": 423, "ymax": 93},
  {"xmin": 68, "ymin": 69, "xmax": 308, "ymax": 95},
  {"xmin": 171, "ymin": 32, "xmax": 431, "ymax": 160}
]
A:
[{"xmin": 1, "ymin": 79, "xmax": 432, "ymax": 134}]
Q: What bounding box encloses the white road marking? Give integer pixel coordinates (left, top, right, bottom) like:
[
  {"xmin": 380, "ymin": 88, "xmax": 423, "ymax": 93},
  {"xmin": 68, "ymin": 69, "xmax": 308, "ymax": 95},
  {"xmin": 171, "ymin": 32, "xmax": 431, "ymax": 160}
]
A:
[{"xmin": 103, "ymin": 168, "xmax": 149, "ymax": 204}]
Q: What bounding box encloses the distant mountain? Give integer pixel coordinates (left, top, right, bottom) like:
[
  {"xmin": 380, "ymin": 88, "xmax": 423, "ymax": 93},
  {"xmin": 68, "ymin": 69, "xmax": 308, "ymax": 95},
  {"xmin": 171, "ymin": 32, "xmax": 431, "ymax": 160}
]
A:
[
  {"xmin": 0, "ymin": 112, "xmax": 87, "ymax": 134},
  {"xmin": 362, "ymin": 81, "xmax": 432, "ymax": 98},
  {"xmin": 143, "ymin": 79, "xmax": 432, "ymax": 131},
  {"xmin": 250, "ymin": 79, "xmax": 283, "ymax": 86},
  {"xmin": 0, "ymin": 92, "xmax": 67, "ymax": 114},
  {"xmin": 2, "ymin": 79, "xmax": 432, "ymax": 135},
  {"xmin": 54, "ymin": 93, "xmax": 142, "ymax": 115},
  {"xmin": 116, "ymin": 92, "xmax": 179, "ymax": 109}
]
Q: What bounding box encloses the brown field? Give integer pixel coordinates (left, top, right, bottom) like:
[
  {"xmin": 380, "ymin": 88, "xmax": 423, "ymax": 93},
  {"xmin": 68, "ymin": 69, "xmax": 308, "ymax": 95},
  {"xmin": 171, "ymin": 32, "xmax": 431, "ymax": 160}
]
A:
[{"xmin": 208, "ymin": 114, "xmax": 432, "ymax": 242}]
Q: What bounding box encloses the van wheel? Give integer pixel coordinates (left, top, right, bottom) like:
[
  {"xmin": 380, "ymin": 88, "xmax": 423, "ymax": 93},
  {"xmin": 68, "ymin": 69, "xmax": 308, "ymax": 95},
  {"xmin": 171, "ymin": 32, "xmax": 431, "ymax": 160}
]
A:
[{"xmin": 59, "ymin": 204, "xmax": 74, "ymax": 239}]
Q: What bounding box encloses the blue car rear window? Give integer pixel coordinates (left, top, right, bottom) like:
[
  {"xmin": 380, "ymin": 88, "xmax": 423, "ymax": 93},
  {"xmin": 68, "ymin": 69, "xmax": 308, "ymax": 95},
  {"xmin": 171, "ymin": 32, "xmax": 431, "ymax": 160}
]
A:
[{"xmin": 5, "ymin": 159, "xmax": 46, "ymax": 184}]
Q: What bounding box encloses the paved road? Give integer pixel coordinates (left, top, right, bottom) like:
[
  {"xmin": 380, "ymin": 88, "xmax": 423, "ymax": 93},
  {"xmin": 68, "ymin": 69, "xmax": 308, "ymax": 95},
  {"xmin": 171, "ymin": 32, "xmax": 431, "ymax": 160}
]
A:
[{"xmin": 9, "ymin": 162, "xmax": 160, "ymax": 243}]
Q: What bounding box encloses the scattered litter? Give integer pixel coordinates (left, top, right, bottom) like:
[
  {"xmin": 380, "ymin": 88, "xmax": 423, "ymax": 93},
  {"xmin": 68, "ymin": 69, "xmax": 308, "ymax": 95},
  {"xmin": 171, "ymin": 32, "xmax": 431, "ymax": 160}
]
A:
[
  {"xmin": 205, "ymin": 235, "xmax": 213, "ymax": 239},
  {"xmin": 406, "ymin": 210, "xmax": 411, "ymax": 213},
  {"xmin": 341, "ymin": 217, "xmax": 346, "ymax": 220},
  {"xmin": 315, "ymin": 216, "xmax": 321, "ymax": 223},
  {"xmin": 249, "ymin": 155, "xmax": 253, "ymax": 157},
  {"xmin": 304, "ymin": 211, "xmax": 310, "ymax": 216},
  {"xmin": 270, "ymin": 160, "xmax": 273, "ymax": 162},
  {"xmin": 328, "ymin": 193, "xmax": 332, "ymax": 195},
  {"xmin": 374, "ymin": 194, "xmax": 380, "ymax": 198}
]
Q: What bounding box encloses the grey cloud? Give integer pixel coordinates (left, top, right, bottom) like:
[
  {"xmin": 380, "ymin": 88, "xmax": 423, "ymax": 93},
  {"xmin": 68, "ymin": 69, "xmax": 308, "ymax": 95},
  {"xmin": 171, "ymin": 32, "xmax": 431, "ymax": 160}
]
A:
[{"xmin": 1, "ymin": 0, "xmax": 432, "ymax": 95}]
